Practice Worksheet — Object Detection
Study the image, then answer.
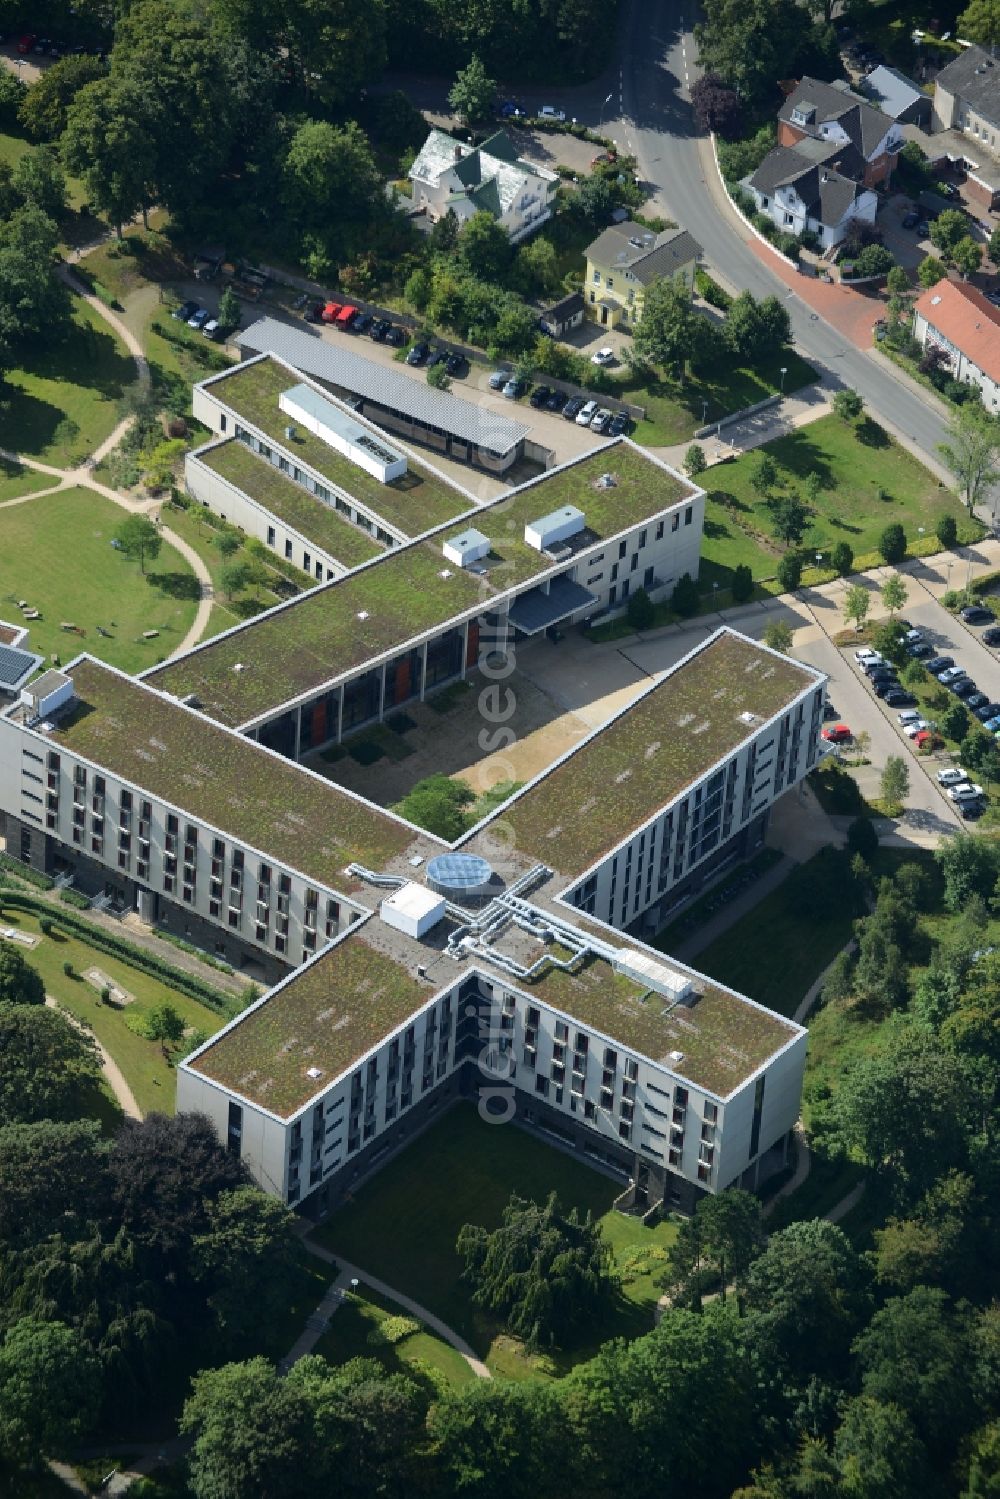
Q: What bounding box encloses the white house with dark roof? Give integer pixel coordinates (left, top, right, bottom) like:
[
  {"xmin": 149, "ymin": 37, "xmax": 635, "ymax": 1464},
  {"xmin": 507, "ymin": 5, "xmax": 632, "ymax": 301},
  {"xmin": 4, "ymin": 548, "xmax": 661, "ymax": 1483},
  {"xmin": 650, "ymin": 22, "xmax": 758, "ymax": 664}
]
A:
[
  {"xmin": 747, "ymin": 141, "xmax": 878, "ymax": 249},
  {"xmin": 778, "ymin": 75, "xmax": 903, "ymax": 187},
  {"xmin": 409, "ymin": 127, "xmax": 558, "ymax": 242}
]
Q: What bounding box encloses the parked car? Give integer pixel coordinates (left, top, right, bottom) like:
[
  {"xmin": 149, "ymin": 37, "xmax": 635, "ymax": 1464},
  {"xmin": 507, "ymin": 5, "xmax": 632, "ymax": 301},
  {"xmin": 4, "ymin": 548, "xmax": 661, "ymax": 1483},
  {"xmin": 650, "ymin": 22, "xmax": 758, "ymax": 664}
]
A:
[
  {"xmin": 353, "ymin": 311, "xmax": 373, "ymax": 335},
  {"xmin": 529, "ymin": 384, "xmax": 552, "ymax": 408},
  {"xmin": 426, "ymin": 348, "xmax": 447, "ymax": 367},
  {"xmin": 937, "ymin": 665, "xmax": 966, "ymax": 683},
  {"xmin": 201, "ymin": 318, "xmax": 221, "ymax": 340},
  {"xmin": 916, "ymin": 219, "xmax": 931, "ymax": 236},
  {"xmin": 499, "ymin": 100, "xmax": 522, "ymax": 118},
  {"xmin": 902, "ymin": 211, "xmax": 920, "ymax": 229},
  {"xmin": 975, "ymin": 702, "xmax": 1000, "ymax": 721},
  {"xmin": 369, "ymin": 318, "xmax": 389, "ymax": 341},
  {"xmin": 954, "ymin": 678, "xmax": 979, "ymax": 698},
  {"xmin": 304, "ymin": 301, "xmax": 324, "ymax": 323},
  {"xmin": 609, "ymin": 412, "xmax": 631, "ymax": 436},
  {"xmin": 321, "ymin": 301, "xmax": 342, "ymax": 323},
  {"xmin": 503, "ymin": 377, "xmax": 527, "ymax": 399},
  {"xmin": 335, "ymin": 304, "xmax": 358, "ymax": 329},
  {"xmin": 949, "ymin": 782, "xmax": 985, "ymax": 802},
  {"xmin": 187, "ymin": 308, "xmax": 211, "ymax": 329},
  {"xmin": 914, "ymin": 729, "xmax": 934, "ymax": 749},
  {"xmin": 33, "ymin": 36, "xmax": 50, "ymax": 53},
  {"xmin": 907, "ymin": 641, "xmax": 933, "ymax": 658},
  {"xmin": 562, "ymin": 395, "xmax": 585, "ymax": 421},
  {"xmin": 822, "ymin": 724, "xmax": 852, "ymax": 742},
  {"xmin": 172, "ymin": 300, "xmax": 199, "ymax": 322},
  {"xmin": 545, "ymin": 389, "xmax": 567, "ymax": 413},
  {"xmin": 590, "ymin": 408, "xmax": 615, "ymax": 433},
  {"xmin": 384, "ymin": 324, "xmax": 405, "ymax": 346},
  {"xmin": 985, "ymin": 715, "xmax": 1000, "ymax": 733},
  {"xmin": 899, "ymin": 709, "xmax": 923, "ymax": 725},
  {"xmin": 445, "ymin": 352, "xmax": 465, "ymax": 377},
  {"xmin": 576, "ymin": 399, "xmax": 599, "ymax": 426},
  {"xmin": 489, "ymin": 369, "xmax": 510, "ymax": 390},
  {"xmin": 16, "ymin": 33, "xmax": 37, "ymax": 52},
  {"xmin": 406, "ymin": 341, "xmax": 429, "ymax": 366},
  {"xmin": 938, "ymin": 768, "xmax": 969, "ymax": 786},
  {"xmin": 855, "ymin": 647, "xmax": 883, "ymax": 664},
  {"xmin": 903, "ymin": 718, "xmax": 929, "ymax": 738},
  {"xmin": 927, "ymin": 655, "xmax": 955, "ymax": 673},
  {"xmin": 591, "ymin": 347, "xmax": 615, "ymax": 366},
  {"xmin": 903, "ymin": 628, "xmax": 923, "ymax": 645},
  {"xmin": 884, "ymin": 688, "xmax": 916, "ymax": 706},
  {"xmin": 961, "ymin": 604, "xmax": 993, "ymax": 623},
  {"xmin": 539, "ymin": 105, "xmax": 566, "ymax": 121},
  {"xmin": 940, "ymin": 181, "xmax": 960, "ymax": 198},
  {"xmin": 966, "ymin": 692, "xmax": 989, "ymax": 711},
  {"xmin": 983, "ymin": 626, "xmax": 1000, "ymax": 646}
]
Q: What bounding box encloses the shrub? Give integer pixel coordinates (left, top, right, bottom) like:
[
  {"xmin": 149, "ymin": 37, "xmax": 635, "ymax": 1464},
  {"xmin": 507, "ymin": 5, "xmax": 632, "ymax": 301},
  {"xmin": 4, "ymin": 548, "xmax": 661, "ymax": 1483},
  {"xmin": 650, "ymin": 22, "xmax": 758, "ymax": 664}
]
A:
[
  {"xmin": 100, "ymin": 986, "xmax": 111, "ymax": 1004},
  {"xmin": 59, "ymin": 889, "xmax": 90, "ymax": 910},
  {"xmin": 0, "ymin": 854, "xmax": 54, "ymax": 890},
  {"xmin": 832, "ymin": 541, "xmax": 854, "ymax": 577},
  {"xmin": 878, "ymin": 522, "xmax": 906, "ymax": 564},
  {"xmin": 626, "ymin": 588, "xmax": 655, "ymax": 631},
  {"xmin": 63, "ymin": 961, "xmax": 74, "ymax": 978},
  {"xmin": 731, "ymin": 564, "xmax": 754, "ymax": 602},
  {"xmin": 39, "ymin": 918, "xmax": 52, "ymax": 936},
  {"xmin": 847, "ymin": 816, "xmax": 879, "ymax": 860},
  {"xmin": 671, "ymin": 573, "xmax": 700, "ymax": 617},
  {"xmin": 777, "ymin": 553, "xmax": 802, "ymax": 591},
  {"xmin": 935, "ymin": 514, "xmax": 958, "ymax": 548}
]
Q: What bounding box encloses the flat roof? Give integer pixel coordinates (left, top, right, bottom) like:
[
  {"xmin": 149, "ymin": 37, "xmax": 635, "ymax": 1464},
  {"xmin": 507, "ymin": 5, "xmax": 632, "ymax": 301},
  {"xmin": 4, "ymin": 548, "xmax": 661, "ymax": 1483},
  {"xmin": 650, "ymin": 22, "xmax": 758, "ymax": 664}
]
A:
[
  {"xmin": 196, "ymin": 440, "xmax": 384, "ymax": 571},
  {"xmin": 496, "ymin": 631, "xmax": 821, "ymax": 880},
  {"xmin": 146, "ymin": 443, "xmax": 696, "ymax": 728},
  {"xmin": 237, "ymin": 322, "xmax": 532, "ymax": 456},
  {"xmin": 203, "ymin": 356, "xmax": 473, "ymax": 538},
  {"xmin": 47, "ymin": 659, "xmax": 420, "ymax": 885}
]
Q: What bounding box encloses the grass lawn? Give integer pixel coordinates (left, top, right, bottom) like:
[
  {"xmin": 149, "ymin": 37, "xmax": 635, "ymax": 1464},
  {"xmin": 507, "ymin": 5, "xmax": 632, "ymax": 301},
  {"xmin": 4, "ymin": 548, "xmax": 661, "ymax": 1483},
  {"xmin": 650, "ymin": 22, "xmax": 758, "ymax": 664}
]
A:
[
  {"xmin": 0, "ymin": 458, "xmax": 52, "ymax": 503},
  {"xmin": 620, "ymin": 348, "xmax": 817, "ymax": 447},
  {"xmin": 766, "ymin": 1151, "xmax": 866, "ymax": 1233},
  {"xmin": 0, "ymin": 297, "xmax": 135, "ymax": 466},
  {"xmin": 704, "ymin": 412, "xmax": 971, "ymax": 574},
  {"xmin": 0, "ymin": 908, "xmax": 224, "ymax": 1117},
  {"xmin": 692, "ymin": 848, "xmax": 860, "ymax": 1018},
  {"xmin": 312, "ymin": 1104, "xmax": 676, "ymax": 1380},
  {"xmin": 0, "ymin": 486, "xmax": 199, "ymax": 672},
  {"xmin": 161, "ymin": 500, "xmax": 292, "ymax": 641},
  {"xmin": 313, "ymin": 1285, "xmax": 478, "ymax": 1392}
]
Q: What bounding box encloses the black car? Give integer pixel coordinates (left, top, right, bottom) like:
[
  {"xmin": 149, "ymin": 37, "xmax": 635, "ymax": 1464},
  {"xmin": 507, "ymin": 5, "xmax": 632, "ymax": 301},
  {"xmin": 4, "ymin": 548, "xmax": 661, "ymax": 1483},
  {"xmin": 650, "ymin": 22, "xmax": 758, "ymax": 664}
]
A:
[
  {"xmin": 945, "ymin": 674, "xmax": 971, "ymax": 694},
  {"xmin": 884, "ymin": 688, "xmax": 916, "ymax": 707},
  {"xmin": 304, "ymin": 301, "xmax": 324, "ymax": 323},
  {"xmin": 545, "ymin": 389, "xmax": 567, "ymax": 413},
  {"xmin": 954, "ymin": 678, "xmax": 979, "ymax": 698},
  {"xmin": 426, "ymin": 348, "xmax": 447, "ymax": 367},
  {"xmin": 384, "ymin": 324, "xmax": 405, "ymax": 346},
  {"xmin": 529, "ymin": 384, "xmax": 552, "ymax": 409},
  {"xmin": 172, "ymin": 299, "xmax": 199, "ymax": 321},
  {"xmin": 960, "ymin": 604, "xmax": 993, "ymax": 624},
  {"xmin": 369, "ymin": 318, "xmax": 388, "ymax": 341},
  {"xmin": 907, "ymin": 641, "xmax": 933, "ymax": 658},
  {"xmin": 609, "ymin": 412, "xmax": 631, "ymax": 436},
  {"xmin": 976, "ymin": 702, "xmax": 1000, "ymax": 721},
  {"xmin": 445, "ymin": 352, "xmax": 465, "ymax": 377},
  {"xmin": 983, "ymin": 626, "xmax": 1000, "ymax": 646},
  {"xmin": 352, "ymin": 311, "xmax": 373, "ymax": 335},
  {"xmin": 406, "ymin": 341, "xmax": 429, "ymax": 366},
  {"xmin": 34, "ymin": 36, "xmax": 50, "ymax": 52},
  {"xmin": 874, "ymin": 679, "xmax": 899, "ymax": 698},
  {"xmin": 902, "ymin": 211, "xmax": 920, "ymax": 229},
  {"xmin": 967, "ymin": 692, "xmax": 989, "ymax": 711},
  {"xmin": 927, "ymin": 655, "xmax": 954, "ymax": 673},
  {"xmin": 866, "ymin": 662, "xmax": 896, "ymax": 679},
  {"xmin": 823, "ymin": 701, "xmax": 839, "ymax": 720},
  {"xmin": 562, "ymin": 396, "xmax": 585, "ymax": 420}
]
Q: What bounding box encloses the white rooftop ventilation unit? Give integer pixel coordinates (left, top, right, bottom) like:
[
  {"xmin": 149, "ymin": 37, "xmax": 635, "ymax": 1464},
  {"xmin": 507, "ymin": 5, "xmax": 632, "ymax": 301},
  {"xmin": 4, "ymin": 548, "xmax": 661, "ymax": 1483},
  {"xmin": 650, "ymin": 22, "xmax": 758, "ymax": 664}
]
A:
[
  {"xmin": 524, "ymin": 505, "xmax": 585, "ymax": 552},
  {"xmin": 380, "ymin": 883, "xmax": 446, "ymax": 940},
  {"xmin": 613, "ymin": 948, "xmax": 693, "ymax": 1001},
  {"xmin": 443, "ymin": 527, "xmax": 491, "ymax": 568}
]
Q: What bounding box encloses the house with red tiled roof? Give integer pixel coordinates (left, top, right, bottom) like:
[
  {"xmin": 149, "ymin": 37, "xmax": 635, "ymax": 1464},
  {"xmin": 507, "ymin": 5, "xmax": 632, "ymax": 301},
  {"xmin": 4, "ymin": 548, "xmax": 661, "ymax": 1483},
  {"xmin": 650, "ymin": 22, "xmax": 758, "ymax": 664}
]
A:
[{"xmin": 912, "ymin": 278, "xmax": 1000, "ymax": 414}]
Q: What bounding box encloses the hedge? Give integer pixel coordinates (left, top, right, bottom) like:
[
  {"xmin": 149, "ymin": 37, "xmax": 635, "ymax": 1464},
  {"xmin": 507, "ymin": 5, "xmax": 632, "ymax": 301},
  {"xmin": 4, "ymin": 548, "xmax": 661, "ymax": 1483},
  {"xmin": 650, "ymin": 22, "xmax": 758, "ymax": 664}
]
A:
[
  {"xmin": 59, "ymin": 888, "xmax": 91, "ymax": 910},
  {"xmin": 0, "ymin": 854, "xmax": 54, "ymax": 890},
  {"xmin": 0, "ymin": 890, "xmax": 235, "ymax": 1015}
]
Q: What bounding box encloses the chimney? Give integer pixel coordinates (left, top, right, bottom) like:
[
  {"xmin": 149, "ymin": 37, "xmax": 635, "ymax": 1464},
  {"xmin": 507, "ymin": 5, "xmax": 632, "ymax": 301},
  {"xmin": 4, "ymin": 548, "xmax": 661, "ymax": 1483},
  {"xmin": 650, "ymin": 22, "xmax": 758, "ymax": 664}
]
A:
[{"xmin": 454, "ymin": 145, "xmax": 463, "ymax": 161}]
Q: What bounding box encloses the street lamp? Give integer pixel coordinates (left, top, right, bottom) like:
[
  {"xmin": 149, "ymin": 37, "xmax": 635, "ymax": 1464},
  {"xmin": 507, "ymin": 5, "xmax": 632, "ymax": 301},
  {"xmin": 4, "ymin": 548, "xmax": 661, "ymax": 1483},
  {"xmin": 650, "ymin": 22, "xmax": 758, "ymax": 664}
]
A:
[
  {"xmin": 701, "ymin": 398, "xmax": 708, "ymax": 425},
  {"xmin": 599, "ymin": 91, "xmax": 614, "ymax": 128},
  {"xmin": 779, "ymin": 365, "xmax": 788, "ymax": 394}
]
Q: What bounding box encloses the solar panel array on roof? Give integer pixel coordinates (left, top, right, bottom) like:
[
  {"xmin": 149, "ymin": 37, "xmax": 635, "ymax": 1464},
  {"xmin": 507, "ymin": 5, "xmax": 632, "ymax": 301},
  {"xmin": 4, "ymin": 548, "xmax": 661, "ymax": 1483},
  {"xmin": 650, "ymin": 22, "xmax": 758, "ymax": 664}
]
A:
[
  {"xmin": 0, "ymin": 644, "xmax": 39, "ymax": 692},
  {"xmin": 236, "ymin": 319, "xmax": 532, "ymax": 456}
]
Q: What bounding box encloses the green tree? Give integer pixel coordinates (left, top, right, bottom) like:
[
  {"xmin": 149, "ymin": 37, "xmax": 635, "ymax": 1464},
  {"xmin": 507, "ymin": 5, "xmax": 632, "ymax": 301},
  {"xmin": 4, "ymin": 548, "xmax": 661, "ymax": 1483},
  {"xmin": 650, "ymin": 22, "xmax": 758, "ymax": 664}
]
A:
[
  {"xmin": 193, "ymin": 1187, "xmax": 301, "ymax": 1352},
  {"xmin": 457, "ymin": 210, "xmax": 512, "ymax": 283},
  {"xmin": 931, "ymin": 207, "xmax": 971, "ymax": 259},
  {"xmin": 833, "ymin": 1396, "xmax": 927, "ymax": 1499},
  {"xmin": 114, "ymin": 514, "xmax": 162, "ymax": 575},
  {"xmin": 853, "ymin": 1287, "xmax": 974, "ymax": 1450},
  {"xmin": 0, "ymin": 1004, "xmax": 101, "ymax": 1125},
  {"xmin": 853, "ymin": 243, "xmax": 895, "ymax": 278},
  {"xmin": 0, "ymin": 202, "xmax": 70, "ymax": 349},
  {"xmin": 939, "ymin": 404, "xmax": 1000, "ymax": 513},
  {"xmin": 144, "ymin": 1003, "xmax": 186, "ymax": 1043},
  {"xmin": 19, "ymin": 53, "xmax": 105, "ymax": 142},
  {"xmin": 671, "ymin": 572, "xmax": 700, "ymax": 617},
  {"xmin": 0, "ymin": 68, "xmax": 26, "ymax": 131},
  {"xmin": 218, "ymin": 559, "xmax": 252, "ymax": 599},
  {"xmin": 886, "ymin": 265, "xmax": 910, "ymax": 299},
  {"xmin": 281, "ymin": 119, "xmax": 383, "ymax": 265},
  {"xmin": 428, "ymin": 1379, "xmax": 561, "ymax": 1499},
  {"xmin": 731, "ymin": 563, "xmax": 754, "ymax": 602},
  {"xmin": 871, "ymin": 1171, "xmax": 975, "ymax": 1295},
  {"xmin": 936, "ymin": 513, "xmax": 958, "ymax": 548},
  {"xmin": 12, "ymin": 147, "xmax": 67, "ymax": 221},
  {"xmin": 917, "ymin": 255, "xmax": 947, "ymax": 289},
  {"xmin": 750, "ymin": 451, "xmax": 778, "ymax": 495},
  {"xmin": 832, "ymin": 540, "xmax": 854, "ymax": 576},
  {"xmin": 880, "ymin": 754, "xmax": 909, "ymax": 812},
  {"xmin": 936, "ymin": 833, "xmax": 1000, "ymax": 913},
  {"xmin": 181, "ymin": 1357, "xmax": 313, "ymax": 1499},
  {"xmin": 833, "ymin": 388, "xmax": 863, "ymax": 421},
  {"xmin": 447, "ymin": 53, "xmax": 496, "ymax": 125},
  {"xmin": 877, "ymin": 523, "xmax": 906, "ymax": 564},
  {"xmin": 695, "ymin": 0, "xmax": 804, "ymax": 107},
  {"xmin": 743, "ymin": 1219, "xmax": 870, "ymax": 1381},
  {"xmin": 217, "ymin": 285, "xmax": 241, "ymax": 332},
  {"xmin": 404, "ymin": 267, "xmax": 431, "ymax": 312},
  {"xmin": 872, "ymin": 620, "xmax": 908, "ymax": 666},
  {"xmin": 0, "ymin": 946, "xmax": 45, "ymax": 1007},
  {"xmin": 0, "ymin": 1119, "xmax": 109, "ymax": 1249},
  {"xmin": 942, "ymin": 699, "xmax": 971, "ymax": 743},
  {"xmin": 763, "ymin": 618, "xmax": 793, "ymax": 653},
  {"xmin": 683, "ymin": 443, "xmax": 706, "ymax": 478},
  {"xmin": 990, "ymin": 222, "xmax": 1000, "ymax": 269},
  {"xmin": 427, "ymin": 360, "xmax": 450, "ymax": 390},
  {"xmin": 954, "ymin": 235, "xmax": 984, "ymax": 279},
  {"xmin": 458, "ymin": 1191, "xmax": 616, "ymax": 1349},
  {"xmin": 395, "ymin": 772, "xmax": 474, "ymax": 840},
  {"xmin": 847, "ymin": 816, "xmax": 879, "ymax": 860},
  {"xmin": 631, "ymin": 278, "xmax": 715, "ymax": 380},
  {"xmin": 843, "ymin": 583, "xmax": 870, "ymax": 630},
  {"xmin": 880, "ymin": 574, "xmax": 907, "ymax": 617},
  {"xmin": 958, "ymin": 0, "xmax": 1000, "ymax": 47},
  {"xmin": 626, "ymin": 587, "xmax": 655, "ymax": 630},
  {"xmin": 515, "ymin": 235, "xmax": 560, "ymax": 298},
  {"xmin": 61, "ymin": 77, "xmax": 155, "ymax": 235},
  {"xmin": 777, "ymin": 553, "xmax": 802, "ymax": 591},
  {"xmin": 214, "ymin": 530, "xmax": 240, "ymax": 560},
  {"xmin": 0, "ymin": 1318, "xmax": 101, "ymax": 1462},
  {"xmin": 770, "ymin": 493, "xmax": 809, "ymax": 546}
]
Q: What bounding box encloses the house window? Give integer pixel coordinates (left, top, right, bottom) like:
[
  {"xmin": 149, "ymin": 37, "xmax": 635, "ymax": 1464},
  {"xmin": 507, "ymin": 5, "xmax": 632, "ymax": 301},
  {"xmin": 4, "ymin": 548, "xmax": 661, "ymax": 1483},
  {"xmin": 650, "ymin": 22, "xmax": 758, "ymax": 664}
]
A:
[
  {"xmin": 284, "ymin": 540, "xmax": 293, "ymax": 560},
  {"xmin": 267, "ymin": 526, "xmax": 275, "ymax": 546},
  {"xmin": 592, "ymin": 269, "xmax": 601, "ymax": 284}
]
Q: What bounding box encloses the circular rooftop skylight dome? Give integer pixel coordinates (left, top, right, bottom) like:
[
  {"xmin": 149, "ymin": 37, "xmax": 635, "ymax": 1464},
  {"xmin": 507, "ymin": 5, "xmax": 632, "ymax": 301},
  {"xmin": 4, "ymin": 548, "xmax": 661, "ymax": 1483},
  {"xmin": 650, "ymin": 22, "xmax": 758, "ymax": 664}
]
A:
[{"xmin": 427, "ymin": 853, "xmax": 495, "ymax": 901}]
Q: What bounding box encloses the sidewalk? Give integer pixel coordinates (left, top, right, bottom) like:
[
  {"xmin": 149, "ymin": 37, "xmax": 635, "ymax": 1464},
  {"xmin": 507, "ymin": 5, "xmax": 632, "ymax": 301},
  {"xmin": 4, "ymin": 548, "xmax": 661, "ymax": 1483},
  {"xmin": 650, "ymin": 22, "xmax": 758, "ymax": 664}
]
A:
[{"xmin": 652, "ymin": 383, "xmax": 832, "ymax": 473}]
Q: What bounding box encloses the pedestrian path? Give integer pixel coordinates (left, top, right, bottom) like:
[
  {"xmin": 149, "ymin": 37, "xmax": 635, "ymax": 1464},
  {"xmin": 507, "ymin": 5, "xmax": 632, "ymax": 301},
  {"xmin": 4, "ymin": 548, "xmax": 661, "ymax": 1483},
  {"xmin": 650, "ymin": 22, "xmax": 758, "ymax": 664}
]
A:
[
  {"xmin": 44, "ymin": 995, "xmax": 142, "ymax": 1120},
  {"xmin": 277, "ymin": 1265, "xmax": 354, "ymax": 1373}
]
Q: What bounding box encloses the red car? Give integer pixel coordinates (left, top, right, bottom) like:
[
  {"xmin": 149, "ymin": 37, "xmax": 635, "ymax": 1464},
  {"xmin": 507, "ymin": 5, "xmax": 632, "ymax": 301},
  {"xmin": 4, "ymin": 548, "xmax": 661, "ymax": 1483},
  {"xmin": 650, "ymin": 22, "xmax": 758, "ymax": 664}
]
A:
[
  {"xmin": 914, "ymin": 730, "xmax": 933, "ymax": 750},
  {"xmin": 334, "ymin": 303, "xmax": 358, "ymax": 328},
  {"xmin": 822, "ymin": 724, "xmax": 852, "ymax": 743},
  {"xmin": 17, "ymin": 32, "xmax": 36, "ymax": 52},
  {"xmin": 320, "ymin": 301, "xmax": 342, "ymax": 323}
]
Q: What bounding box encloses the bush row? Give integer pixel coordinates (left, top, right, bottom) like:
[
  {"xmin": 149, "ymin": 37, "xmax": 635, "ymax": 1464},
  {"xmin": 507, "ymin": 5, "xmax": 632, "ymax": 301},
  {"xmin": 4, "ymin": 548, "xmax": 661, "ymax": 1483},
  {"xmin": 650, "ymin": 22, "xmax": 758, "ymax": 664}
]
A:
[
  {"xmin": 0, "ymin": 890, "xmax": 235, "ymax": 1015},
  {"xmin": 59, "ymin": 888, "xmax": 91, "ymax": 910},
  {"xmin": 151, "ymin": 318, "xmax": 230, "ymax": 372},
  {"xmin": 153, "ymin": 926, "xmax": 235, "ymax": 975},
  {"xmin": 0, "ymin": 853, "xmax": 54, "ymax": 890}
]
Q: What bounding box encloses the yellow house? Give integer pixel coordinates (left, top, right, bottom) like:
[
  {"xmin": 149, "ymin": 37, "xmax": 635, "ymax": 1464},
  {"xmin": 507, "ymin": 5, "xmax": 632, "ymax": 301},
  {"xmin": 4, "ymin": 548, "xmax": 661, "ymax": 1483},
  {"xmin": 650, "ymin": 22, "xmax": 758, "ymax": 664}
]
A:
[{"xmin": 584, "ymin": 223, "xmax": 702, "ymax": 328}]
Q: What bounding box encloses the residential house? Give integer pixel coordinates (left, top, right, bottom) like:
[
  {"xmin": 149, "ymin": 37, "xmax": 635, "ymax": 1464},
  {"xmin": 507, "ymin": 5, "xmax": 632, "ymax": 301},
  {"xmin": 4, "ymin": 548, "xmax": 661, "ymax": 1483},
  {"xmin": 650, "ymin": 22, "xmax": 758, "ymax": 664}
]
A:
[
  {"xmin": 409, "ymin": 127, "xmax": 558, "ymax": 243},
  {"xmin": 747, "ymin": 140, "xmax": 878, "ymax": 250},
  {"xmin": 583, "ymin": 223, "xmax": 702, "ymax": 328},
  {"xmin": 538, "ymin": 290, "xmax": 585, "ymax": 337},
  {"xmin": 912, "ymin": 278, "xmax": 1000, "ymax": 413},
  {"xmin": 778, "ymin": 76, "xmax": 903, "ymax": 187},
  {"xmin": 860, "ymin": 64, "xmax": 931, "ymax": 127},
  {"xmin": 930, "ymin": 45, "xmax": 1000, "ymax": 207}
]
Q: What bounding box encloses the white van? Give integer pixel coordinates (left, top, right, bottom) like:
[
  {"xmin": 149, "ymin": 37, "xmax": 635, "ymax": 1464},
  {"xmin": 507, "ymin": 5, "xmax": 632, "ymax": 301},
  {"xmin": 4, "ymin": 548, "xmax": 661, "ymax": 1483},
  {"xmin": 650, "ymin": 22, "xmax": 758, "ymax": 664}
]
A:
[{"xmin": 576, "ymin": 400, "xmax": 599, "ymax": 427}]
